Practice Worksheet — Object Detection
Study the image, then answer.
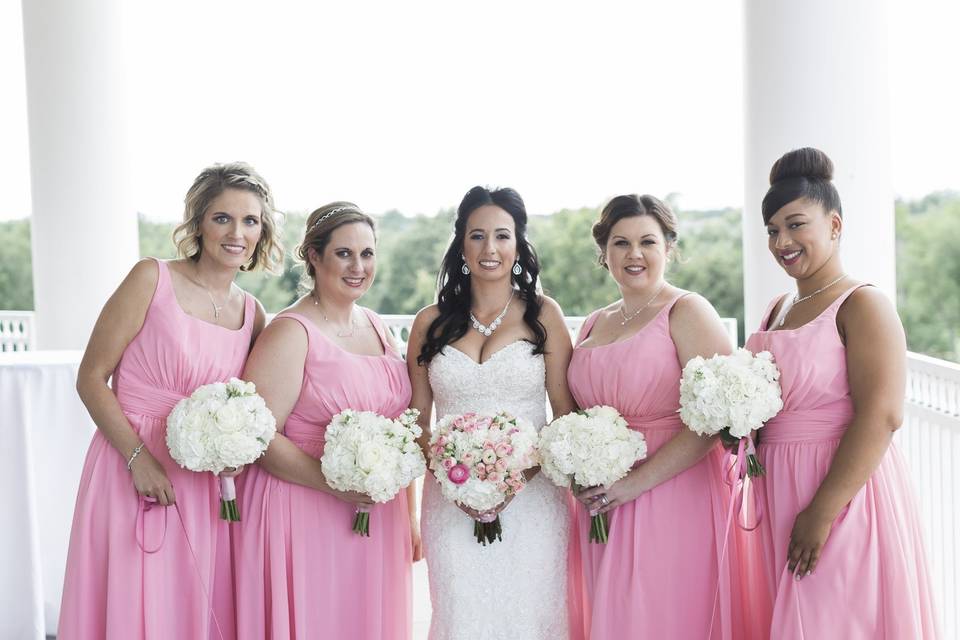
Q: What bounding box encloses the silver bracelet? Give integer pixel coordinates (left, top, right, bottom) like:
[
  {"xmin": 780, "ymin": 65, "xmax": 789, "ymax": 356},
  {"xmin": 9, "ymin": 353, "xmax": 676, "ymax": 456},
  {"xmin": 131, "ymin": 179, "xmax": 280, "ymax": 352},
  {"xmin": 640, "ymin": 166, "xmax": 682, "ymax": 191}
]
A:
[{"xmin": 127, "ymin": 442, "xmax": 145, "ymax": 471}]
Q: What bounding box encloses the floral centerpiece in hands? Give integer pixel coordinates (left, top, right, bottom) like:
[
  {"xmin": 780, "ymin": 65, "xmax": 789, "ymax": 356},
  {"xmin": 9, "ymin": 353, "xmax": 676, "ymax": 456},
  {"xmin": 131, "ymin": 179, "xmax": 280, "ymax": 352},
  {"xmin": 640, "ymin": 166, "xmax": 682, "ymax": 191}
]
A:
[
  {"xmin": 166, "ymin": 377, "xmax": 277, "ymax": 521},
  {"xmin": 428, "ymin": 411, "xmax": 539, "ymax": 545},
  {"xmin": 320, "ymin": 408, "xmax": 426, "ymax": 536},
  {"xmin": 678, "ymin": 348, "xmax": 783, "ymax": 477},
  {"xmin": 538, "ymin": 405, "xmax": 647, "ymax": 543}
]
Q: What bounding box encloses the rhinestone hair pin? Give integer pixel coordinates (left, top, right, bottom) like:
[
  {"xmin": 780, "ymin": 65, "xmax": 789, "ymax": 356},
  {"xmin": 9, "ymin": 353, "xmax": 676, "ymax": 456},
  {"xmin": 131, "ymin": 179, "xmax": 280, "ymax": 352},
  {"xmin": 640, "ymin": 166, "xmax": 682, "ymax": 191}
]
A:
[{"xmin": 310, "ymin": 206, "xmax": 354, "ymax": 230}]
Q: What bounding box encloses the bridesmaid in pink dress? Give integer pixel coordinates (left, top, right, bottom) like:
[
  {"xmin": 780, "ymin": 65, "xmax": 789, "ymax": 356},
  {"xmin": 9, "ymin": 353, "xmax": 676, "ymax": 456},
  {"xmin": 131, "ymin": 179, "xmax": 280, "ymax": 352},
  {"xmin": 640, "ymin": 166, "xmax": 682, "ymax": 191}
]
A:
[
  {"xmin": 568, "ymin": 194, "xmax": 757, "ymax": 639},
  {"xmin": 745, "ymin": 147, "xmax": 939, "ymax": 638},
  {"xmin": 234, "ymin": 202, "xmax": 417, "ymax": 640},
  {"xmin": 59, "ymin": 163, "xmax": 281, "ymax": 639}
]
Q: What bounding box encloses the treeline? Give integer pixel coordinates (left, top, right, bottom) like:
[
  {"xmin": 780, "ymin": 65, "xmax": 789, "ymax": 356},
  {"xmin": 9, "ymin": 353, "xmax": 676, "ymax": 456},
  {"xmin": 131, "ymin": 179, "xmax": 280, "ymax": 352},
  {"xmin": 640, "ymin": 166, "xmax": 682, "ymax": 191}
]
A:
[{"xmin": 1, "ymin": 193, "xmax": 957, "ymax": 362}]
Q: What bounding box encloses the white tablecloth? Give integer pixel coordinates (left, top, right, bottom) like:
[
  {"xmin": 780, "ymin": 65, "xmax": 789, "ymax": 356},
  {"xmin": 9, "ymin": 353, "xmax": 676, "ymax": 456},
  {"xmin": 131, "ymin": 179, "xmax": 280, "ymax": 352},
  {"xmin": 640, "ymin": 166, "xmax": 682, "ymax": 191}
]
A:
[{"xmin": 0, "ymin": 351, "xmax": 96, "ymax": 639}]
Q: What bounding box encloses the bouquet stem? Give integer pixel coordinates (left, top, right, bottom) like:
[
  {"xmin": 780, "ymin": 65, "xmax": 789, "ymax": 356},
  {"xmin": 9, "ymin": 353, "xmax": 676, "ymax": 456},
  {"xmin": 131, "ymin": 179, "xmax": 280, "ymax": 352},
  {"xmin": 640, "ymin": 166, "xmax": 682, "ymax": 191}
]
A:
[
  {"xmin": 589, "ymin": 512, "xmax": 609, "ymax": 544},
  {"xmin": 219, "ymin": 475, "xmax": 240, "ymax": 522},
  {"xmin": 474, "ymin": 516, "xmax": 502, "ymax": 545},
  {"xmin": 353, "ymin": 507, "xmax": 371, "ymax": 537}
]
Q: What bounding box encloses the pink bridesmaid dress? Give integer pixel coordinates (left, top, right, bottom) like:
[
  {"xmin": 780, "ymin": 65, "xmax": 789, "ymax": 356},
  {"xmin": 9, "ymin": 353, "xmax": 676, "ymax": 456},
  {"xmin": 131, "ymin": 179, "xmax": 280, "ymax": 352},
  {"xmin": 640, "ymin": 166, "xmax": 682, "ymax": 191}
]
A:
[
  {"xmin": 59, "ymin": 258, "xmax": 252, "ymax": 639},
  {"xmin": 233, "ymin": 309, "xmax": 413, "ymax": 640},
  {"xmin": 567, "ymin": 294, "xmax": 755, "ymax": 640},
  {"xmin": 745, "ymin": 284, "xmax": 939, "ymax": 639}
]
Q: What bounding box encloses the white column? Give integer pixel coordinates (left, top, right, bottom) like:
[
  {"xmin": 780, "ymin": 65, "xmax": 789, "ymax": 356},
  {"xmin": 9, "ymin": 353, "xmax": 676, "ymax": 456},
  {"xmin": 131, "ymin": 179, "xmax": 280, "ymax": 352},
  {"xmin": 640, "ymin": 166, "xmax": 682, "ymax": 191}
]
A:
[
  {"xmin": 743, "ymin": 0, "xmax": 894, "ymax": 333},
  {"xmin": 22, "ymin": 0, "xmax": 137, "ymax": 350}
]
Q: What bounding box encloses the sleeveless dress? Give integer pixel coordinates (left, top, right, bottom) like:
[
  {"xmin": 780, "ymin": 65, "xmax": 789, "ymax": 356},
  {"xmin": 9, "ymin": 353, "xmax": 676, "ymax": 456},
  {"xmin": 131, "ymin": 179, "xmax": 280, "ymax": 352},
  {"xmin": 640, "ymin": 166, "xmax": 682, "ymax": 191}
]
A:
[
  {"xmin": 421, "ymin": 340, "xmax": 570, "ymax": 640},
  {"xmin": 745, "ymin": 285, "xmax": 939, "ymax": 639},
  {"xmin": 233, "ymin": 309, "xmax": 413, "ymax": 640},
  {"xmin": 566, "ymin": 294, "xmax": 753, "ymax": 640},
  {"xmin": 59, "ymin": 258, "xmax": 254, "ymax": 639}
]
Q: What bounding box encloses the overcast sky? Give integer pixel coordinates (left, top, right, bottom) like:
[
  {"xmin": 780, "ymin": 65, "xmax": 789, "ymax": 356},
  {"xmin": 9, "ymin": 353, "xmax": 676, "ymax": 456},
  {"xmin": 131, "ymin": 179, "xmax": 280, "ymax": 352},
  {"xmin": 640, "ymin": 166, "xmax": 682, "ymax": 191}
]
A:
[{"xmin": 1, "ymin": 0, "xmax": 958, "ymax": 221}]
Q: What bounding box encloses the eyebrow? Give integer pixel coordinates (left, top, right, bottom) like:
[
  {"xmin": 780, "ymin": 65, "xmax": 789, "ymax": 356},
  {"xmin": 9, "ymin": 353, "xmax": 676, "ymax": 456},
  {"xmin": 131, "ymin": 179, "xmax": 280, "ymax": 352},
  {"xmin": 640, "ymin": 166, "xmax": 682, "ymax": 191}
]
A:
[
  {"xmin": 611, "ymin": 234, "xmax": 657, "ymax": 240},
  {"xmin": 468, "ymin": 227, "xmax": 513, "ymax": 234}
]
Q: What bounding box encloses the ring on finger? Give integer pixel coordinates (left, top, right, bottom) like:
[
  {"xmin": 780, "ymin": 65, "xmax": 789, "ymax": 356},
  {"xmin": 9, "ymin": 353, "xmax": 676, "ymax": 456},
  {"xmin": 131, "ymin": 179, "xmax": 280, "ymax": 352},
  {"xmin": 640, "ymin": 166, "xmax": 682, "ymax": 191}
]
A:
[{"xmin": 599, "ymin": 495, "xmax": 609, "ymax": 506}]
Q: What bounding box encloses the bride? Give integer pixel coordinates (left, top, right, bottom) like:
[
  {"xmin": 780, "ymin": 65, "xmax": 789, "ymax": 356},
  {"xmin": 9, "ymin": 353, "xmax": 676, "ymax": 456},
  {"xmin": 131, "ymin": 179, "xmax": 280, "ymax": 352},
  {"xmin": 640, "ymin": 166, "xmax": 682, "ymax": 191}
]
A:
[{"xmin": 406, "ymin": 186, "xmax": 577, "ymax": 639}]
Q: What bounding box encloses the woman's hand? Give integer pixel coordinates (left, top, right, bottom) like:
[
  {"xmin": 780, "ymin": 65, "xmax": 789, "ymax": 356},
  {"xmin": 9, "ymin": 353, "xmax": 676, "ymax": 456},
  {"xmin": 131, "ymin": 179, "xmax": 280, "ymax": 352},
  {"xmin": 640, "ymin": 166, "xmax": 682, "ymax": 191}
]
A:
[
  {"xmin": 787, "ymin": 506, "xmax": 834, "ymax": 579},
  {"xmin": 218, "ymin": 465, "xmax": 245, "ymax": 478},
  {"xmin": 411, "ymin": 520, "xmax": 424, "ymax": 562},
  {"xmin": 577, "ymin": 469, "xmax": 647, "ymax": 516},
  {"xmin": 328, "ymin": 488, "xmax": 375, "ymax": 508},
  {"xmin": 130, "ymin": 448, "xmax": 176, "ymax": 506}
]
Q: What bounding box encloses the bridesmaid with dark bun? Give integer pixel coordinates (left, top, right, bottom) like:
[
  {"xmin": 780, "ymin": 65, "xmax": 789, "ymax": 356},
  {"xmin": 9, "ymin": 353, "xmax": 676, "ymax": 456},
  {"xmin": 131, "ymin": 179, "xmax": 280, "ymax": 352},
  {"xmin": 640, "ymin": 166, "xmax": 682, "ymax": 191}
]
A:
[{"xmin": 745, "ymin": 147, "xmax": 938, "ymax": 638}]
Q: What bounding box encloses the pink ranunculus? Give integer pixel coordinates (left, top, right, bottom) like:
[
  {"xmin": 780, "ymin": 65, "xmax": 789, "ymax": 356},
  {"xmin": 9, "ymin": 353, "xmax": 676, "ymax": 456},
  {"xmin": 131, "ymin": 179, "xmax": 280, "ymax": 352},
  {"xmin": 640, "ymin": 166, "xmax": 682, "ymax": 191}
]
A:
[
  {"xmin": 510, "ymin": 470, "xmax": 524, "ymax": 481},
  {"xmin": 442, "ymin": 458, "xmax": 455, "ymax": 471},
  {"xmin": 508, "ymin": 428, "xmax": 519, "ymax": 435},
  {"xmin": 495, "ymin": 442, "xmax": 513, "ymax": 457},
  {"xmin": 481, "ymin": 449, "xmax": 497, "ymax": 465},
  {"xmin": 447, "ymin": 463, "xmax": 469, "ymax": 485},
  {"xmin": 497, "ymin": 482, "xmax": 509, "ymax": 492},
  {"xmin": 462, "ymin": 452, "xmax": 475, "ymax": 463},
  {"xmin": 495, "ymin": 459, "xmax": 507, "ymax": 472},
  {"xmin": 487, "ymin": 471, "xmax": 501, "ymax": 483},
  {"xmin": 436, "ymin": 436, "xmax": 447, "ymax": 446}
]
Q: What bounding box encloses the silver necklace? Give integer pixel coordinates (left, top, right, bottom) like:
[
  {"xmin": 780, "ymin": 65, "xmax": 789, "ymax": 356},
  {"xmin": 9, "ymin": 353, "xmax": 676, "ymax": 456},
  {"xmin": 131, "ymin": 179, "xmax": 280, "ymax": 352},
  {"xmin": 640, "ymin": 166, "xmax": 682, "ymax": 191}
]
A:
[
  {"xmin": 311, "ymin": 292, "xmax": 359, "ymax": 338},
  {"xmin": 779, "ymin": 274, "xmax": 847, "ymax": 328},
  {"xmin": 193, "ymin": 267, "xmax": 230, "ymax": 320},
  {"xmin": 619, "ymin": 282, "xmax": 666, "ymax": 326},
  {"xmin": 470, "ymin": 291, "xmax": 513, "ymax": 337}
]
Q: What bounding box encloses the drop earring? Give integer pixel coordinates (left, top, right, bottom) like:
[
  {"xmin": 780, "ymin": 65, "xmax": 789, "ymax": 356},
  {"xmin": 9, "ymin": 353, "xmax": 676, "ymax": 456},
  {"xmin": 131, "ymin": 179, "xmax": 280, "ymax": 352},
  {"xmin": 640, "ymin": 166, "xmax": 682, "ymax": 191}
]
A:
[
  {"xmin": 461, "ymin": 255, "xmax": 470, "ymax": 275},
  {"xmin": 512, "ymin": 260, "xmax": 522, "ymax": 276}
]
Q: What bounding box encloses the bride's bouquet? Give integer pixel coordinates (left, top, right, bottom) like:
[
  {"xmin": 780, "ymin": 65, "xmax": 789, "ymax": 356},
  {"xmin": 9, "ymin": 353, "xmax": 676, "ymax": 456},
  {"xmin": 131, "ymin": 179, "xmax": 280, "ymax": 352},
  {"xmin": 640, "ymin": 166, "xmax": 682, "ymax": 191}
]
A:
[
  {"xmin": 538, "ymin": 405, "xmax": 647, "ymax": 543},
  {"xmin": 321, "ymin": 408, "xmax": 426, "ymax": 536},
  {"xmin": 678, "ymin": 348, "xmax": 783, "ymax": 477},
  {"xmin": 428, "ymin": 411, "xmax": 538, "ymax": 545},
  {"xmin": 166, "ymin": 378, "xmax": 277, "ymax": 521}
]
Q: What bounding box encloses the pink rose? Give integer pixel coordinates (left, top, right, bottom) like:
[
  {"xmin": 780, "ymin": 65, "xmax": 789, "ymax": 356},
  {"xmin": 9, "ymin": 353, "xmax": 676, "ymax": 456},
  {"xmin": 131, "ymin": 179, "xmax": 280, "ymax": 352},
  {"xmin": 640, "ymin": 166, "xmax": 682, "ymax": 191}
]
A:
[
  {"xmin": 462, "ymin": 452, "xmax": 475, "ymax": 464},
  {"xmin": 481, "ymin": 449, "xmax": 497, "ymax": 465},
  {"xmin": 442, "ymin": 458, "xmax": 455, "ymax": 471},
  {"xmin": 495, "ymin": 459, "xmax": 507, "ymax": 472},
  {"xmin": 495, "ymin": 442, "xmax": 513, "ymax": 457},
  {"xmin": 497, "ymin": 482, "xmax": 509, "ymax": 492},
  {"xmin": 447, "ymin": 464, "xmax": 469, "ymax": 485},
  {"xmin": 487, "ymin": 471, "xmax": 501, "ymax": 483}
]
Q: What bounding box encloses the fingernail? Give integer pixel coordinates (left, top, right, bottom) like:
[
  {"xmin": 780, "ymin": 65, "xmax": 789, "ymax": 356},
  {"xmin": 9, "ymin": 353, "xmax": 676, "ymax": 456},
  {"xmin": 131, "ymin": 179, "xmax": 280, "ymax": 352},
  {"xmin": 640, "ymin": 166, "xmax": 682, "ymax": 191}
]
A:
[
  {"xmin": 794, "ymin": 573, "xmax": 801, "ymax": 581},
  {"xmin": 805, "ymin": 571, "xmax": 811, "ymax": 576}
]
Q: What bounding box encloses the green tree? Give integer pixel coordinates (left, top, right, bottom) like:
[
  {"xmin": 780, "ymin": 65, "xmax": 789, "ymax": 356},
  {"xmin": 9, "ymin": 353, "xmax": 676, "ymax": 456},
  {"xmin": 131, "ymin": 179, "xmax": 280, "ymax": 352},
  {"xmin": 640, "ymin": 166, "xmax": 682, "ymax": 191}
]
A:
[{"xmin": 0, "ymin": 219, "xmax": 34, "ymax": 309}]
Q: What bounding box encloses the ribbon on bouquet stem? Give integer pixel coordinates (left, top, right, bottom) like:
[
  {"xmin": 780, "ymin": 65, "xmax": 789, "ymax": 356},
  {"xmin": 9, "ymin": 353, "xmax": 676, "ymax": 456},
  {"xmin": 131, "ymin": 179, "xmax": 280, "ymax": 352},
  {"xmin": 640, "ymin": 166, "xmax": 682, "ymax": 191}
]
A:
[
  {"xmin": 135, "ymin": 496, "xmax": 226, "ymax": 640},
  {"xmin": 707, "ymin": 437, "xmax": 764, "ymax": 638}
]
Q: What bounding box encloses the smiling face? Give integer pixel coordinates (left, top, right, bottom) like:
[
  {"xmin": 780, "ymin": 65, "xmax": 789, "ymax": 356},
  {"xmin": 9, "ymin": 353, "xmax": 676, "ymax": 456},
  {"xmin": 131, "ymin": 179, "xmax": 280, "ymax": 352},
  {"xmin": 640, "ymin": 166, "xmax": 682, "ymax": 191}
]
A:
[
  {"xmin": 309, "ymin": 221, "xmax": 377, "ymax": 302},
  {"xmin": 604, "ymin": 214, "xmax": 669, "ymax": 294},
  {"xmin": 197, "ymin": 188, "xmax": 264, "ymax": 269},
  {"xmin": 765, "ymin": 197, "xmax": 842, "ymax": 279},
  {"xmin": 462, "ymin": 205, "xmax": 518, "ymax": 282}
]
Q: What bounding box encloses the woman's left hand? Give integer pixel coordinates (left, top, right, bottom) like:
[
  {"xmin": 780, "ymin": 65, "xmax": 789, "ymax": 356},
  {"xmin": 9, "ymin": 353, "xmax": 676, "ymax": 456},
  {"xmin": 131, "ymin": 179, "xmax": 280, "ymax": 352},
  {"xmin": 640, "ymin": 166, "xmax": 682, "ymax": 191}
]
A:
[
  {"xmin": 787, "ymin": 506, "xmax": 834, "ymax": 579},
  {"xmin": 577, "ymin": 470, "xmax": 646, "ymax": 516},
  {"xmin": 218, "ymin": 465, "xmax": 245, "ymax": 478},
  {"xmin": 411, "ymin": 521, "xmax": 423, "ymax": 562}
]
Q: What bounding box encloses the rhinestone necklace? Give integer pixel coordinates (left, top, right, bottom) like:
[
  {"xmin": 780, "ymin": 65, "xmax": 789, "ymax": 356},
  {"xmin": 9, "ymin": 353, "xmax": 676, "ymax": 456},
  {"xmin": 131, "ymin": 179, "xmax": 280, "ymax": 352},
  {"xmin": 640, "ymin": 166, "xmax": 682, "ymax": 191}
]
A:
[
  {"xmin": 779, "ymin": 274, "xmax": 847, "ymax": 328},
  {"xmin": 619, "ymin": 282, "xmax": 666, "ymax": 326},
  {"xmin": 470, "ymin": 291, "xmax": 513, "ymax": 337}
]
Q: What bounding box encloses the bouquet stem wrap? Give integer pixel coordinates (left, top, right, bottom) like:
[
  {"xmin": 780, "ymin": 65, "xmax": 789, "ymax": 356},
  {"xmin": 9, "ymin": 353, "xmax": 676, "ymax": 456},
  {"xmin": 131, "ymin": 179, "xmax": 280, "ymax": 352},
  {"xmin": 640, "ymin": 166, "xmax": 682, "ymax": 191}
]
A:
[{"xmin": 219, "ymin": 475, "xmax": 239, "ymax": 521}]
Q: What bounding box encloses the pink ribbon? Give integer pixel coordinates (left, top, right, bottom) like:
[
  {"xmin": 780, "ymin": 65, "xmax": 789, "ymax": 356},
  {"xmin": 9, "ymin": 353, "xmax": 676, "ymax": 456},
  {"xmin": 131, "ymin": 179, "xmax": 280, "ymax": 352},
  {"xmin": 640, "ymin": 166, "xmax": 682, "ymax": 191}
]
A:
[{"xmin": 135, "ymin": 496, "xmax": 226, "ymax": 640}]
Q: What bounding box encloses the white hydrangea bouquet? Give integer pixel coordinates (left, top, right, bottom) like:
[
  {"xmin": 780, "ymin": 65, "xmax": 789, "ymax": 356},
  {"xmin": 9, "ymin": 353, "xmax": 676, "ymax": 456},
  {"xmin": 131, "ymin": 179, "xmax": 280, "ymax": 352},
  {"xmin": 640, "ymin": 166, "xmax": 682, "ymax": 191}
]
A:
[
  {"xmin": 678, "ymin": 348, "xmax": 783, "ymax": 477},
  {"xmin": 538, "ymin": 405, "xmax": 647, "ymax": 543},
  {"xmin": 166, "ymin": 378, "xmax": 277, "ymax": 521},
  {"xmin": 320, "ymin": 408, "xmax": 426, "ymax": 536},
  {"xmin": 428, "ymin": 411, "xmax": 538, "ymax": 545}
]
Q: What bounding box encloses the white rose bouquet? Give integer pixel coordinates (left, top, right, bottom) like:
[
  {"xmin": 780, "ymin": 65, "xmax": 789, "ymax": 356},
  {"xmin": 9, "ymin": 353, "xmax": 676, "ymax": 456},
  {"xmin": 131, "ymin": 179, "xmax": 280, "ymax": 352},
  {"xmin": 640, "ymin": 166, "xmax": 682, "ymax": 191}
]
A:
[
  {"xmin": 678, "ymin": 348, "xmax": 783, "ymax": 477},
  {"xmin": 538, "ymin": 405, "xmax": 647, "ymax": 543},
  {"xmin": 166, "ymin": 377, "xmax": 277, "ymax": 521},
  {"xmin": 320, "ymin": 408, "xmax": 425, "ymax": 536},
  {"xmin": 428, "ymin": 411, "xmax": 538, "ymax": 545}
]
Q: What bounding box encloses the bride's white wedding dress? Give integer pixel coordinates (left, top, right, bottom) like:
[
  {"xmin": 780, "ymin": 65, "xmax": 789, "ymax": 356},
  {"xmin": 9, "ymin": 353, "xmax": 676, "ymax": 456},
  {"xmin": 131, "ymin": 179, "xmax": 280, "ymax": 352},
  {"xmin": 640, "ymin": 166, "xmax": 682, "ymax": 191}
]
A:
[{"xmin": 422, "ymin": 341, "xmax": 569, "ymax": 640}]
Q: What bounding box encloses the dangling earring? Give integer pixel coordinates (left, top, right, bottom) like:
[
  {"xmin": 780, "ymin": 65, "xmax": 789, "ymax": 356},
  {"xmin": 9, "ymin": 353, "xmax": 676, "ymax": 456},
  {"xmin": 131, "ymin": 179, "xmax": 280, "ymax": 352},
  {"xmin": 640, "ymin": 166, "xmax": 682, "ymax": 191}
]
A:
[
  {"xmin": 461, "ymin": 255, "xmax": 470, "ymax": 275},
  {"xmin": 512, "ymin": 260, "xmax": 522, "ymax": 276}
]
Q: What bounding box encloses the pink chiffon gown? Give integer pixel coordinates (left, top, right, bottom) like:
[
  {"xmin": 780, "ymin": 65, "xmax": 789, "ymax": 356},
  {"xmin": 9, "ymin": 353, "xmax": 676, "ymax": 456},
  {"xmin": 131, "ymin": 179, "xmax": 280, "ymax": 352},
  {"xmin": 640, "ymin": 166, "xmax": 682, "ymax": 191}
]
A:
[
  {"xmin": 567, "ymin": 294, "xmax": 758, "ymax": 640},
  {"xmin": 745, "ymin": 284, "xmax": 939, "ymax": 639},
  {"xmin": 59, "ymin": 258, "xmax": 252, "ymax": 639},
  {"xmin": 233, "ymin": 309, "xmax": 413, "ymax": 640}
]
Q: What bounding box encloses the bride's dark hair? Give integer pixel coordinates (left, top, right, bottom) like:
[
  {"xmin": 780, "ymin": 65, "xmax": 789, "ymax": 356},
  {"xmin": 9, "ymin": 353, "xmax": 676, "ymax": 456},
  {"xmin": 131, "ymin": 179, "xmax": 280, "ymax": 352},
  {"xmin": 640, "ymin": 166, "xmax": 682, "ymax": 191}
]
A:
[{"xmin": 417, "ymin": 186, "xmax": 546, "ymax": 365}]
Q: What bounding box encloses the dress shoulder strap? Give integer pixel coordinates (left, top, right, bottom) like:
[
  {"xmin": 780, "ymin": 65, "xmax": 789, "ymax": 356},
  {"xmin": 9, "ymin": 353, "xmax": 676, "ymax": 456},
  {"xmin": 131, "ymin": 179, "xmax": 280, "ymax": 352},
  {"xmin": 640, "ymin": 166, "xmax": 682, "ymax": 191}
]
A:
[{"xmin": 575, "ymin": 310, "xmax": 603, "ymax": 346}]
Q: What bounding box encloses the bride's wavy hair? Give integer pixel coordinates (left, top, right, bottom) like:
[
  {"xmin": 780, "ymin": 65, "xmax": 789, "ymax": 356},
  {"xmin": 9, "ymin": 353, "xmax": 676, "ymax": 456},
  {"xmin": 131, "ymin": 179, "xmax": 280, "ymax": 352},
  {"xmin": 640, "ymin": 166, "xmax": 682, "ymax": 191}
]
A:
[{"xmin": 417, "ymin": 186, "xmax": 546, "ymax": 365}]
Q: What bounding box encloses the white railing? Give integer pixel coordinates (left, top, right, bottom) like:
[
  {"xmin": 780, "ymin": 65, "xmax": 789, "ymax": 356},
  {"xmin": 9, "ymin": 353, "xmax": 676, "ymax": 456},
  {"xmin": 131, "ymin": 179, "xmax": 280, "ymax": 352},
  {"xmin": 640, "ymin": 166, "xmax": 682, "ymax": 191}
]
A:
[
  {"xmin": 0, "ymin": 311, "xmax": 34, "ymax": 352},
  {"xmin": 897, "ymin": 352, "xmax": 960, "ymax": 637}
]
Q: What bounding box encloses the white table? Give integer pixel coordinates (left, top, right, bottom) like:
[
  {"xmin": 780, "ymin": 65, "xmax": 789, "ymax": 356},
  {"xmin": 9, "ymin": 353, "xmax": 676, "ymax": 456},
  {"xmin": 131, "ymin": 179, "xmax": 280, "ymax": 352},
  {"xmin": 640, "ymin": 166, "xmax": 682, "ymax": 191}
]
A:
[{"xmin": 0, "ymin": 351, "xmax": 96, "ymax": 639}]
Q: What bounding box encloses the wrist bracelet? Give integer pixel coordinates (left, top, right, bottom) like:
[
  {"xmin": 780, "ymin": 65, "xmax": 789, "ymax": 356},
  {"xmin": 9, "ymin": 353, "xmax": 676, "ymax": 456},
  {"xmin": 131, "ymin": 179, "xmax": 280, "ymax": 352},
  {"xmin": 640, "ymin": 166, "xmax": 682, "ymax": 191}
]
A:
[{"xmin": 127, "ymin": 442, "xmax": 145, "ymax": 471}]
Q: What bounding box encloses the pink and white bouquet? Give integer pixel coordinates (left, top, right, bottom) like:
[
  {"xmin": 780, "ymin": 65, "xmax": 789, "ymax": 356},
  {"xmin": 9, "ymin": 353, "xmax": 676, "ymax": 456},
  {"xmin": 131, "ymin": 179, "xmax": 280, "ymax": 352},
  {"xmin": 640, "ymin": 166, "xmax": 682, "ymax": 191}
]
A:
[
  {"xmin": 678, "ymin": 348, "xmax": 783, "ymax": 477},
  {"xmin": 166, "ymin": 378, "xmax": 277, "ymax": 521},
  {"xmin": 321, "ymin": 408, "xmax": 425, "ymax": 536},
  {"xmin": 539, "ymin": 405, "xmax": 647, "ymax": 543},
  {"xmin": 428, "ymin": 411, "xmax": 538, "ymax": 545}
]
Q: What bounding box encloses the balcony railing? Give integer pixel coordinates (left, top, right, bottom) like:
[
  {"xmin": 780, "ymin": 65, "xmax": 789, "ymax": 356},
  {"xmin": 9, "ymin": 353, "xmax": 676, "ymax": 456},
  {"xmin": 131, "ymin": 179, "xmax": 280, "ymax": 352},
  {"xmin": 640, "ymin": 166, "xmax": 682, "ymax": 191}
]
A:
[{"xmin": 1, "ymin": 310, "xmax": 955, "ymax": 633}]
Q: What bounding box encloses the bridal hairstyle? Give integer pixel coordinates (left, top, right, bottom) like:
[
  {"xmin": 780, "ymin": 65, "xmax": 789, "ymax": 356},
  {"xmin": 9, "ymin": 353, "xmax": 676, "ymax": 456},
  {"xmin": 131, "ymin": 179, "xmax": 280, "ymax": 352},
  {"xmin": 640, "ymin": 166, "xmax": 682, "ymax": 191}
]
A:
[
  {"xmin": 295, "ymin": 201, "xmax": 377, "ymax": 291},
  {"xmin": 173, "ymin": 161, "xmax": 284, "ymax": 273},
  {"xmin": 417, "ymin": 186, "xmax": 546, "ymax": 365},
  {"xmin": 761, "ymin": 147, "xmax": 843, "ymax": 224},
  {"xmin": 591, "ymin": 194, "xmax": 679, "ymax": 268}
]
